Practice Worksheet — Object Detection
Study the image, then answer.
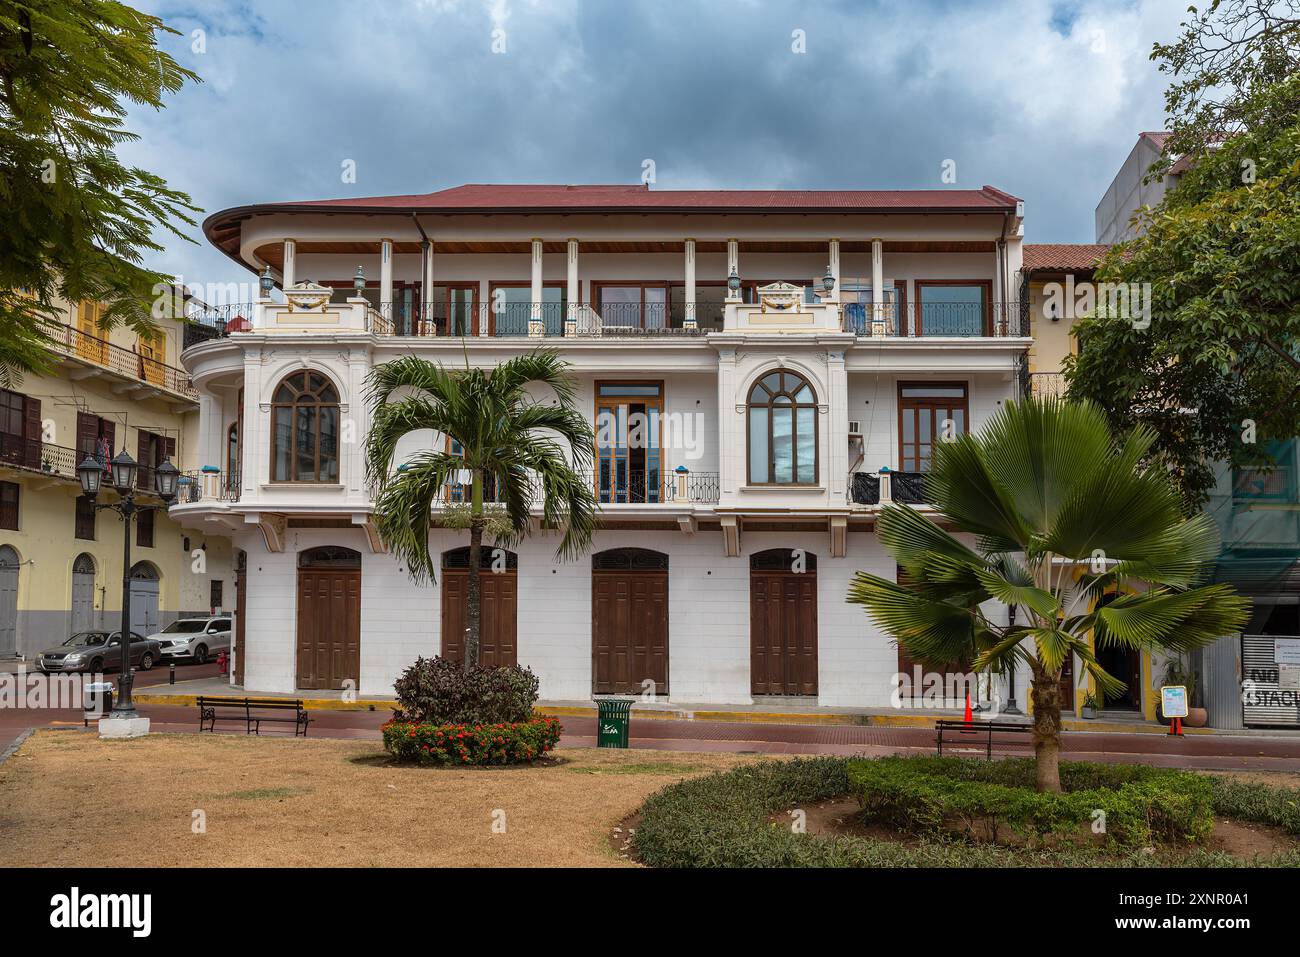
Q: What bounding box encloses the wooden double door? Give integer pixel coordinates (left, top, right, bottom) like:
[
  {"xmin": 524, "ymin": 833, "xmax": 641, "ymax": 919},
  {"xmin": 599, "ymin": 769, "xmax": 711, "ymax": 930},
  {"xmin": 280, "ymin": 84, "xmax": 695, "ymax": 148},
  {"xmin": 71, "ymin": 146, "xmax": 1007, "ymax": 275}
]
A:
[
  {"xmin": 440, "ymin": 547, "xmax": 518, "ymax": 668},
  {"xmin": 592, "ymin": 549, "xmax": 669, "ymax": 695},
  {"xmin": 296, "ymin": 547, "xmax": 362, "ymax": 691},
  {"xmin": 750, "ymin": 550, "xmax": 818, "ymax": 696}
]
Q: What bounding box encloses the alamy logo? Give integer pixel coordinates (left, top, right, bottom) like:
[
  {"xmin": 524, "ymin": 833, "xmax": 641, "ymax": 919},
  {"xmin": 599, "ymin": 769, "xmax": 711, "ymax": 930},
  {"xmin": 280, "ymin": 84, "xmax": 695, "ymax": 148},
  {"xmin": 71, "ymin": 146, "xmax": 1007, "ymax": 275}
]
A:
[
  {"xmin": 1041, "ymin": 276, "xmax": 1152, "ymax": 329},
  {"xmin": 49, "ymin": 887, "xmax": 151, "ymax": 937}
]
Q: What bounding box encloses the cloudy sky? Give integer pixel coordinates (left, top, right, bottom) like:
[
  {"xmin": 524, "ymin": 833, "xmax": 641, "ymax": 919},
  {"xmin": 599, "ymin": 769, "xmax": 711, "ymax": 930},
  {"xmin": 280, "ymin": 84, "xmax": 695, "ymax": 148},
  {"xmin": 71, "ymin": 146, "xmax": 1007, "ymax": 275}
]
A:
[{"xmin": 126, "ymin": 0, "xmax": 1189, "ymax": 292}]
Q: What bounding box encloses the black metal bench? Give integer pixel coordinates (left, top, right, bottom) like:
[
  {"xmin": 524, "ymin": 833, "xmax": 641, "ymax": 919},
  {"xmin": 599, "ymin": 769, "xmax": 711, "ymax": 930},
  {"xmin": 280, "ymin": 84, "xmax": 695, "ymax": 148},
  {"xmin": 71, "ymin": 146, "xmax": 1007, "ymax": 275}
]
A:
[
  {"xmin": 935, "ymin": 719, "xmax": 1031, "ymax": 759},
  {"xmin": 197, "ymin": 696, "xmax": 311, "ymax": 737}
]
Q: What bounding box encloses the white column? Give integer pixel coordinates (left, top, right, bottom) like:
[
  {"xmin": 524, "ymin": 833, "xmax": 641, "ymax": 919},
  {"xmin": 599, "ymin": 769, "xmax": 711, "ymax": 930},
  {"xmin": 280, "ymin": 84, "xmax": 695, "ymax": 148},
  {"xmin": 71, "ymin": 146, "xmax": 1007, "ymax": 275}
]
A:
[
  {"xmin": 565, "ymin": 238, "xmax": 579, "ymax": 336},
  {"xmin": 529, "ymin": 238, "xmax": 544, "ymax": 337},
  {"xmin": 684, "ymin": 239, "xmax": 697, "ymax": 329},
  {"xmin": 871, "ymin": 239, "xmax": 884, "ymax": 336},
  {"xmin": 379, "ymin": 238, "xmax": 393, "ymax": 318},
  {"xmin": 282, "ymin": 239, "xmax": 296, "ymax": 289},
  {"xmin": 725, "ymin": 238, "xmax": 740, "ymax": 301},
  {"xmin": 421, "ymin": 240, "xmax": 434, "ymax": 334},
  {"xmin": 827, "ymin": 238, "xmax": 841, "ymax": 303}
]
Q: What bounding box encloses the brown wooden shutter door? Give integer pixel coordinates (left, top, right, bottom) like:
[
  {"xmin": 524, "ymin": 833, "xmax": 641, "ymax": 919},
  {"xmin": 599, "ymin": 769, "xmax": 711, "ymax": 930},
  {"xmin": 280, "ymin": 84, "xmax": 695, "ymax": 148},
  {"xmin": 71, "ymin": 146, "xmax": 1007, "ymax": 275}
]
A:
[
  {"xmin": 22, "ymin": 396, "xmax": 40, "ymax": 469},
  {"xmin": 137, "ymin": 431, "xmax": 150, "ymax": 489},
  {"xmin": 76, "ymin": 411, "xmax": 97, "ymax": 458},
  {"xmin": 102, "ymin": 419, "xmax": 115, "ymax": 457}
]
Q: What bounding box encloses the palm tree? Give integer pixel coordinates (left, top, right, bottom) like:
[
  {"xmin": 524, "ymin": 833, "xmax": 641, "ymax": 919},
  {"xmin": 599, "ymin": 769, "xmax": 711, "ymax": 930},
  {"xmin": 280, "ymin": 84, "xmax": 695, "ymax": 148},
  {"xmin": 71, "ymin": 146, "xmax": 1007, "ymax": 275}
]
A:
[
  {"xmin": 364, "ymin": 350, "xmax": 597, "ymax": 668},
  {"xmin": 848, "ymin": 396, "xmax": 1248, "ymax": 793}
]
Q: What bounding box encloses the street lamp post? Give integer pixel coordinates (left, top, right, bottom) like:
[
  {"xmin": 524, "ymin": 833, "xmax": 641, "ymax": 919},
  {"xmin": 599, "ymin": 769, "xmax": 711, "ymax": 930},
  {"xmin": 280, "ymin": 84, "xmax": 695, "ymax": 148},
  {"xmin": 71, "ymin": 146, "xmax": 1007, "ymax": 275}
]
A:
[
  {"xmin": 1004, "ymin": 602, "xmax": 1022, "ymax": 715},
  {"xmin": 77, "ymin": 449, "xmax": 178, "ymax": 719}
]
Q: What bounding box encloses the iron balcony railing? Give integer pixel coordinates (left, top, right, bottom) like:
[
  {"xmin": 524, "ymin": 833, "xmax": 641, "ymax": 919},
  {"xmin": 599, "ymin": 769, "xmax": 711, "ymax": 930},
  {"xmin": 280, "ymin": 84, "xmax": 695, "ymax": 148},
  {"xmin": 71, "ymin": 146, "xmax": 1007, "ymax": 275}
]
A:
[
  {"xmin": 182, "ymin": 303, "xmax": 256, "ymax": 349},
  {"xmin": 368, "ymin": 301, "xmax": 710, "ymax": 338},
  {"xmin": 850, "ymin": 470, "xmax": 931, "ymax": 506},
  {"xmin": 47, "ymin": 322, "xmax": 198, "ymax": 400},
  {"xmin": 176, "ymin": 469, "xmax": 241, "ymax": 504},
  {"xmin": 585, "ymin": 468, "xmax": 720, "ymax": 505},
  {"xmin": 1026, "ymin": 371, "xmax": 1067, "ymax": 398},
  {"xmin": 0, "ymin": 434, "xmax": 80, "ymax": 478},
  {"xmin": 840, "ymin": 302, "xmax": 1021, "ymax": 338}
]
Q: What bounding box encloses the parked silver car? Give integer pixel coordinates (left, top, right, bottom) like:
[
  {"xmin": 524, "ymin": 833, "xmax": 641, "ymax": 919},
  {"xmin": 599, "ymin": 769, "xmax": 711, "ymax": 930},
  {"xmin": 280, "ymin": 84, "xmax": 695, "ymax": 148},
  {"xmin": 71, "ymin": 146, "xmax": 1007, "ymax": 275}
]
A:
[
  {"xmin": 35, "ymin": 631, "xmax": 159, "ymax": 674},
  {"xmin": 149, "ymin": 617, "xmax": 232, "ymax": 664}
]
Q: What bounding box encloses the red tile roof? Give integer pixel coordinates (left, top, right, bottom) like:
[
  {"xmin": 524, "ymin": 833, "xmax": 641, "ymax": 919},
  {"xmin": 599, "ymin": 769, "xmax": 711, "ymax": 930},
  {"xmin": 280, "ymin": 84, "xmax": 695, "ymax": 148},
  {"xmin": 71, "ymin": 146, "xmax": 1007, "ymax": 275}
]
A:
[
  {"xmin": 257, "ymin": 183, "xmax": 1023, "ymax": 214},
  {"xmin": 1022, "ymin": 243, "xmax": 1111, "ymax": 274}
]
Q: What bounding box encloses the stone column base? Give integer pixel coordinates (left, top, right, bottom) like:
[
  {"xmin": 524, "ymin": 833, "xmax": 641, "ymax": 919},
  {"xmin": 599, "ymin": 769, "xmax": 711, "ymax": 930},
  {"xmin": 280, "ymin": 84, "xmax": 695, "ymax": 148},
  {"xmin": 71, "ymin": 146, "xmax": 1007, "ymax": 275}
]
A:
[{"xmin": 98, "ymin": 716, "xmax": 151, "ymax": 739}]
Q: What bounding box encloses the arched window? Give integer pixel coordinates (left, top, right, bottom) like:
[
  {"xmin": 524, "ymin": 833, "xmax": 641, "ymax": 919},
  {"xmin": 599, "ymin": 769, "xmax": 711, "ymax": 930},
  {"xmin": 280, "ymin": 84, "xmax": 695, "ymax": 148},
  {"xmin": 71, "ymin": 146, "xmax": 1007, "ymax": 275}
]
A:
[
  {"xmin": 298, "ymin": 546, "xmax": 361, "ymax": 569},
  {"xmin": 271, "ymin": 371, "xmax": 339, "ymax": 483},
  {"xmin": 72, "ymin": 553, "xmax": 95, "ymax": 575},
  {"xmin": 747, "ymin": 370, "xmax": 818, "ymax": 484}
]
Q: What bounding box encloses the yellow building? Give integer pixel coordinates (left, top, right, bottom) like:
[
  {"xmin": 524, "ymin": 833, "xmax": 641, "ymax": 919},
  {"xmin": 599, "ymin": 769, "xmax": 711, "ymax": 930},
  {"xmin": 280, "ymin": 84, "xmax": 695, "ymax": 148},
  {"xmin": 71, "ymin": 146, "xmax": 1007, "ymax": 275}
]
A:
[
  {"xmin": 1020, "ymin": 243, "xmax": 1165, "ymax": 721},
  {"xmin": 0, "ymin": 291, "xmax": 234, "ymax": 659}
]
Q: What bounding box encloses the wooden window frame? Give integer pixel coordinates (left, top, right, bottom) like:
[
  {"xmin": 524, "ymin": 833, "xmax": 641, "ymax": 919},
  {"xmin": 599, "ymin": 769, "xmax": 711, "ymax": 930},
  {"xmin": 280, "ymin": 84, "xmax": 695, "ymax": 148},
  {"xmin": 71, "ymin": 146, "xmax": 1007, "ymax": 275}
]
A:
[
  {"xmin": 269, "ymin": 371, "xmax": 341, "ymax": 484},
  {"xmin": 594, "ymin": 380, "xmax": 665, "ymax": 503},
  {"xmin": 914, "ymin": 280, "xmax": 993, "ymax": 337},
  {"xmin": 591, "ymin": 281, "xmax": 671, "ymax": 330},
  {"xmin": 74, "ymin": 495, "xmax": 96, "ymax": 541},
  {"xmin": 136, "ymin": 507, "xmax": 155, "ymax": 548},
  {"xmin": 486, "ymin": 280, "xmax": 566, "ymax": 336},
  {"xmin": 746, "ymin": 369, "xmax": 820, "ymax": 486},
  {"xmin": 0, "ymin": 481, "xmax": 18, "ymax": 531},
  {"xmin": 897, "ymin": 381, "xmax": 969, "ymax": 473}
]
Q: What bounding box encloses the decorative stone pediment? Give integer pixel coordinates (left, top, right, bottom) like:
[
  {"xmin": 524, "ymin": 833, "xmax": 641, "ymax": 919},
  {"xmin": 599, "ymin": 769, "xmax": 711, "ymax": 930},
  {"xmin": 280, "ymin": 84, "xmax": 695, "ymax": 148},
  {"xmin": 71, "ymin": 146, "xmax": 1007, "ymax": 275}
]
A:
[
  {"xmin": 284, "ymin": 281, "xmax": 333, "ymax": 313},
  {"xmin": 757, "ymin": 281, "xmax": 803, "ymax": 313}
]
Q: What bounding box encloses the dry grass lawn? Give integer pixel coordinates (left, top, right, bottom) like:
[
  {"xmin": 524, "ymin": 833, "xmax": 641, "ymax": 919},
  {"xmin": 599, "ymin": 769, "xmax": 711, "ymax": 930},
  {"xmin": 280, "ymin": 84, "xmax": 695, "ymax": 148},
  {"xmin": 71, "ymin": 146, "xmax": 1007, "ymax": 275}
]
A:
[{"xmin": 0, "ymin": 730, "xmax": 756, "ymax": 867}]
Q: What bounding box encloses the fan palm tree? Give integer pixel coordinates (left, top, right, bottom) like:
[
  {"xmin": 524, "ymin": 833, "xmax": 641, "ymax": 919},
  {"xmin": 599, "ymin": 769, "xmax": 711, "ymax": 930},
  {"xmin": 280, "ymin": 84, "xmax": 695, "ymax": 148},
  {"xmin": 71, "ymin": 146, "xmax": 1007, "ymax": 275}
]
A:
[
  {"xmin": 848, "ymin": 396, "xmax": 1248, "ymax": 793},
  {"xmin": 364, "ymin": 351, "xmax": 597, "ymax": 668}
]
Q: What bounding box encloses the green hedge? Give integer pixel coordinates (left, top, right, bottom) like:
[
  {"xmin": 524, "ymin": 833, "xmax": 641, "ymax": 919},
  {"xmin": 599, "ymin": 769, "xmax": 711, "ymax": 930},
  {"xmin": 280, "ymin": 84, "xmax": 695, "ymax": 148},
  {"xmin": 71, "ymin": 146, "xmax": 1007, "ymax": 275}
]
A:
[
  {"xmin": 382, "ymin": 715, "xmax": 561, "ymax": 766},
  {"xmin": 847, "ymin": 756, "xmax": 1214, "ymax": 848},
  {"xmin": 633, "ymin": 757, "xmax": 1300, "ymax": 868}
]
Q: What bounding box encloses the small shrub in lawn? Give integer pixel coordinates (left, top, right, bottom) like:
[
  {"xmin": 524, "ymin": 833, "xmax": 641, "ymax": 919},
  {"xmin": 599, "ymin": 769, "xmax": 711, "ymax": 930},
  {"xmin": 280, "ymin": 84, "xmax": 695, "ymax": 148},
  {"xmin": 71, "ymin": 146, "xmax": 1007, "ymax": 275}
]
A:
[
  {"xmin": 382, "ymin": 715, "xmax": 561, "ymax": 766},
  {"xmin": 392, "ymin": 655, "xmax": 540, "ymax": 725},
  {"xmin": 846, "ymin": 756, "xmax": 1213, "ymax": 848},
  {"xmin": 633, "ymin": 757, "xmax": 1298, "ymax": 868}
]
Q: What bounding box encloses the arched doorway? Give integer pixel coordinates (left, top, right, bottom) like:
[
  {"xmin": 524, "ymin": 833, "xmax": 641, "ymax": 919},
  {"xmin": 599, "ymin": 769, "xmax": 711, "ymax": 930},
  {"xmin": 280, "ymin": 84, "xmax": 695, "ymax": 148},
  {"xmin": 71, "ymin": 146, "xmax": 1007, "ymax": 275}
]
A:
[
  {"xmin": 749, "ymin": 549, "xmax": 818, "ymax": 696},
  {"xmin": 71, "ymin": 553, "xmax": 96, "ymax": 633},
  {"xmin": 128, "ymin": 561, "xmax": 160, "ymax": 636},
  {"xmin": 592, "ymin": 548, "xmax": 669, "ymax": 695},
  {"xmin": 296, "ymin": 546, "xmax": 361, "ymax": 690},
  {"xmin": 440, "ymin": 547, "xmax": 517, "ymax": 667},
  {"xmin": 0, "ymin": 546, "xmax": 19, "ymax": 657}
]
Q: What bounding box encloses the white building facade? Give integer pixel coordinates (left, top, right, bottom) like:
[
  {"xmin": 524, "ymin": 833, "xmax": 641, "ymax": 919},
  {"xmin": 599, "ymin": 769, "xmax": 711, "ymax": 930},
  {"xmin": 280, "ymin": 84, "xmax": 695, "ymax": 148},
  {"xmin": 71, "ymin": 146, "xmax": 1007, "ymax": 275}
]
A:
[{"xmin": 174, "ymin": 184, "xmax": 1029, "ymax": 707}]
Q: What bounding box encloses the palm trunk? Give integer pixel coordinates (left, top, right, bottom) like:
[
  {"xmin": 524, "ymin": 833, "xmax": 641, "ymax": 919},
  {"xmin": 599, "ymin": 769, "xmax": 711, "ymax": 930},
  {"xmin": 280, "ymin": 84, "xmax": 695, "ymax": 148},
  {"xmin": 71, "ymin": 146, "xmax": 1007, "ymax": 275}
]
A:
[
  {"xmin": 465, "ymin": 470, "xmax": 483, "ymax": 670},
  {"xmin": 1029, "ymin": 669, "xmax": 1063, "ymax": 793}
]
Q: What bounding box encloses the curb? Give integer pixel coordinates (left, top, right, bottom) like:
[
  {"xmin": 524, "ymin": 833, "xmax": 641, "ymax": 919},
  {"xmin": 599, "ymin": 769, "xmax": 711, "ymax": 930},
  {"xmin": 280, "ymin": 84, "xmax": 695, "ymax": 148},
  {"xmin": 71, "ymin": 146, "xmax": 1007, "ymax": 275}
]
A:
[
  {"xmin": 0, "ymin": 728, "xmax": 35, "ymax": 766},
  {"xmin": 128, "ymin": 692, "xmax": 1219, "ymax": 735}
]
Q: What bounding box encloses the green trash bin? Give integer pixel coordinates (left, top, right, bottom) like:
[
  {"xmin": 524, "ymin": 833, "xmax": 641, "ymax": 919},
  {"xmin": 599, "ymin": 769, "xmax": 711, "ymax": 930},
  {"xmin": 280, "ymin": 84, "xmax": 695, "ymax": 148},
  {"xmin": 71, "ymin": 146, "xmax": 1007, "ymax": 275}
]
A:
[{"xmin": 596, "ymin": 697, "xmax": 634, "ymax": 749}]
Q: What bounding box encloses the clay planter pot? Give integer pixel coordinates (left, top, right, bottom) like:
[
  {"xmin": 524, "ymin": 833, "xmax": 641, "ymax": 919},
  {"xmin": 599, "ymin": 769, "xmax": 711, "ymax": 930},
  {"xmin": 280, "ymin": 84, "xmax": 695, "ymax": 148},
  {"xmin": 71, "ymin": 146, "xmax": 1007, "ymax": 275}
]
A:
[{"xmin": 1185, "ymin": 707, "xmax": 1208, "ymax": 728}]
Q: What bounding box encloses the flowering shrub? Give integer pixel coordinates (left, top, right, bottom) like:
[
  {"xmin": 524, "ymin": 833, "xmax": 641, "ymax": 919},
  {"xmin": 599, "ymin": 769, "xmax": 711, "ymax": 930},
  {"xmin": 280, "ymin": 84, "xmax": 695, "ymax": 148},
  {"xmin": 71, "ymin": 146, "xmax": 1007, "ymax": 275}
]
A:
[
  {"xmin": 392, "ymin": 655, "xmax": 540, "ymax": 726},
  {"xmin": 382, "ymin": 714, "xmax": 562, "ymax": 766}
]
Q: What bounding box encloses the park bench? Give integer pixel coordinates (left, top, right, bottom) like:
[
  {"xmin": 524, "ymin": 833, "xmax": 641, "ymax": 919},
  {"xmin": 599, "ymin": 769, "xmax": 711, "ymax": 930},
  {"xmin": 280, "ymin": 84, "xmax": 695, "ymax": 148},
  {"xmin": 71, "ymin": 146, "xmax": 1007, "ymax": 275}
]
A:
[
  {"xmin": 196, "ymin": 696, "xmax": 311, "ymax": 737},
  {"xmin": 935, "ymin": 718, "xmax": 1032, "ymax": 760}
]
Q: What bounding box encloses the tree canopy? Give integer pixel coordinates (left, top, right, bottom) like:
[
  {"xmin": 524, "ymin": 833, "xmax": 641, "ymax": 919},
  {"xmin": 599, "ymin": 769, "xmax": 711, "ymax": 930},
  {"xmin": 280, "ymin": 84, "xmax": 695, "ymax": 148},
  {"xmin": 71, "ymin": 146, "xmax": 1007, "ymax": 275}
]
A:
[
  {"xmin": 0, "ymin": 0, "xmax": 200, "ymax": 385},
  {"xmin": 1066, "ymin": 0, "xmax": 1300, "ymax": 510}
]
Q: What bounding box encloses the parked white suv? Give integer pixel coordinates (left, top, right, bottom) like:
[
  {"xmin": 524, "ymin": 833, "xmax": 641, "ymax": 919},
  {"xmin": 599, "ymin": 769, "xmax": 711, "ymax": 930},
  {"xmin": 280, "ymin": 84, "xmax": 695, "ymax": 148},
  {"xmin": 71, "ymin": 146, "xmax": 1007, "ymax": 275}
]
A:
[{"xmin": 150, "ymin": 617, "xmax": 232, "ymax": 664}]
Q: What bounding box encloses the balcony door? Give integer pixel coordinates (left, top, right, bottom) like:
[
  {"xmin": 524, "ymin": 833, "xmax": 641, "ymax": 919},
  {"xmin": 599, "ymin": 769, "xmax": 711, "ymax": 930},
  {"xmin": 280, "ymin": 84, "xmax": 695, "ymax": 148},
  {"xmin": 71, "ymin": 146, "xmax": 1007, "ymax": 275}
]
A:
[
  {"xmin": 488, "ymin": 282, "xmax": 564, "ymax": 337},
  {"xmin": 898, "ymin": 383, "xmax": 968, "ymax": 474},
  {"xmin": 915, "ymin": 281, "xmax": 991, "ymax": 337},
  {"xmin": 594, "ymin": 283, "xmax": 668, "ymax": 332},
  {"xmin": 595, "ymin": 382, "xmax": 663, "ymax": 504}
]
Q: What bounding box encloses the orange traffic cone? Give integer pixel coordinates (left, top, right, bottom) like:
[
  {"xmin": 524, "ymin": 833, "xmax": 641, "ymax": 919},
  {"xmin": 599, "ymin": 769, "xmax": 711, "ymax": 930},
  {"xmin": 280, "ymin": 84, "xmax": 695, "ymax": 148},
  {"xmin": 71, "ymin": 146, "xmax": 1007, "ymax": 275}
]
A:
[{"xmin": 964, "ymin": 692, "xmax": 974, "ymax": 725}]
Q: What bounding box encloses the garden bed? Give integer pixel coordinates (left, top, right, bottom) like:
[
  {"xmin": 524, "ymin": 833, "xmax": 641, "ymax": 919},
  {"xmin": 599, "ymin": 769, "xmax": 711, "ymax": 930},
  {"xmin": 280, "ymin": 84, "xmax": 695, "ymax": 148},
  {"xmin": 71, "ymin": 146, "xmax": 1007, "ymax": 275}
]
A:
[{"xmin": 632, "ymin": 756, "xmax": 1300, "ymax": 867}]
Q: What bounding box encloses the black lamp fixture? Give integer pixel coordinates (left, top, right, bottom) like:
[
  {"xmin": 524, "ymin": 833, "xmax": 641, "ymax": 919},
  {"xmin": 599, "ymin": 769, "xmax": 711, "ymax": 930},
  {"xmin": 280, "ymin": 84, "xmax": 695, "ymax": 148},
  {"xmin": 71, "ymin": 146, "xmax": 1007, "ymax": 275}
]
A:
[
  {"xmin": 353, "ymin": 266, "xmax": 366, "ymax": 298},
  {"xmin": 76, "ymin": 447, "xmax": 179, "ymax": 722},
  {"xmin": 76, "ymin": 455, "xmax": 104, "ymax": 500},
  {"xmin": 259, "ymin": 266, "xmax": 274, "ymax": 297},
  {"xmin": 726, "ymin": 268, "xmax": 741, "ymax": 296},
  {"xmin": 822, "ymin": 265, "xmax": 836, "ymax": 296}
]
